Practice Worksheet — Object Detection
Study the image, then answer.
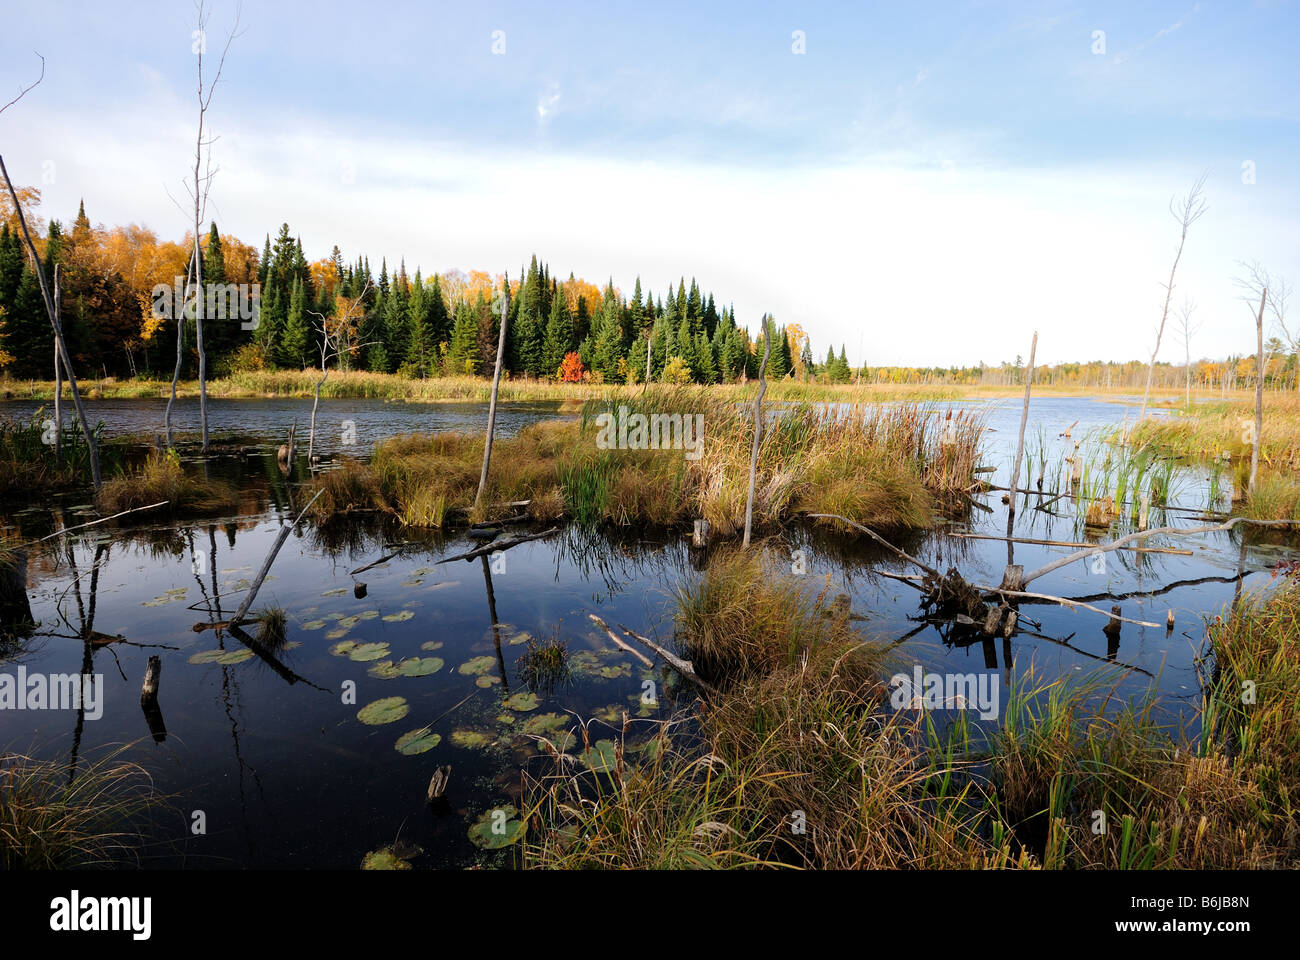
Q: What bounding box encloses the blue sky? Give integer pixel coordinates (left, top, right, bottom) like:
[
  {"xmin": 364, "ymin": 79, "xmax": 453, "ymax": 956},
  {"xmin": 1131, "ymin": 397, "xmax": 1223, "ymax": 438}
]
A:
[{"xmin": 2, "ymin": 1, "xmax": 1297, "ymax": 364}]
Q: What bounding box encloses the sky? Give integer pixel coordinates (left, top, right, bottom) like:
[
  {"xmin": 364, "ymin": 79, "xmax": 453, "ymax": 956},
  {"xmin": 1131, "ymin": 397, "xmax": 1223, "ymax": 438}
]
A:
[{"xmin": 1, "ymin": 0, "xmax": 1297, "ymax": 367}]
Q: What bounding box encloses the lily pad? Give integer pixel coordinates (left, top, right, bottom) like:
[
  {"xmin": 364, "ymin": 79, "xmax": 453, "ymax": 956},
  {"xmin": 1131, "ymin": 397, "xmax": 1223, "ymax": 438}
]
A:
[
  {"xmin": 301, "ymin": 619, "xmax": 328, "ymax": 631},
  {"xmin": 322, "ymin": 587, "xmax": 348, "ymax": 598},
  {"xmin": 450, "ymin": 728, "xmax": 494, "ymax": 750},
  {"xmin": 382, "ymin": 610, "xmax": 415, "ymax": 623},
  {"xmin": 475, "ymin": 675, "xmax": 501, "ymax": 688},
  {"xmin": 598, "ymin": 664, "xmax": 631, "ymax": 679},
  {"xmin": 348, "ymin": 642, "xmax": 391, "ymax": 662},
  {"xmin": 401, "ymin": 579, "xmax": 424, "ymax": 588},
  {"xmin": 325, "ymin": 628, "xmax": 350, "ymax": 640},
  {"xmin": 357, "ymin": 696, "xmax": 409, "ymax": 725},
  {"xmin": 338, "ymin": 615, "xmax": 361, "ymax": 629},
  {"xmin": 361, "ymin": 842, "xmax": 421, "ymax": 870},
  {"xmin": 581, "ymin": 739, "xmax": 620, "ymax": 773},
  {"xmin": 188, "ymin": 647, "xmax": 255, "ymax": 665},
  {"xmin": 395, "ymin": 656, "xmax": 444, "ymax": 677},
  {"xmin": 367, "ymin": 661, "xmax": 401, "ymax": 679},
  {"xmin": 503, "ymin": 691, "xmax": 540, "ymax": 712},
  {"xmin": 358, "ymin": 610, "xmax": 379, "ymax": 620},
  {"xmin": 458, "ymin": 655, "xmax": 497, "ymax": 676},
  {"xmin": 394, "ymin": 727, "xmax": 442, "ymax": 755},
  {"xmin": 467, "ymin": 806, "xmax": 525, "ymax": 850},
  {"xmin": 421, "ymin": 641, "xmax": 444, "ymax": 651},
  {"xmin": 329, "ymin": 640, "xmax": 358, "ymax": 656}
]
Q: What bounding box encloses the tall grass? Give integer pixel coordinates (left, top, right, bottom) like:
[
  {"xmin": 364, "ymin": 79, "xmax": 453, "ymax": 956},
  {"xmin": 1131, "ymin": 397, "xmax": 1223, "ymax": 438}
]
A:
[{"xmin": 0, "ymin": 746, "xmax": 158, "ymax": 868}]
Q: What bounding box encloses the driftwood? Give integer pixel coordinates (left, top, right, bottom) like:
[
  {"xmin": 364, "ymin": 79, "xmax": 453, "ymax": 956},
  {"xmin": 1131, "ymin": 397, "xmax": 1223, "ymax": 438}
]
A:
[
  {"xmin": 1020, "ymin": 516, "xmax": 1296, "ymax": 587},
  {"xmin": 195, "ymin": 491, "xmax": 323, "ymax": 630},
  {"xmin": 588, "ymin": 613, "xmax": 653, "ymax": 668},
  {"xmin": 616, "ymin": 623, "xmax": 718, "ymax": 695},
  {"xmin": 949, "ymin": 532, "xmax": 1193, "ymax": 557},
  {"xmin": 427, "ymin": 765, "xmax": 452, "ymax": 803},
  {"xmin": 436, "ymin": 527, "xmax": 559, "ymax": 564},
  {"xmin": 35, "ymin": 501, "xmax": 170, "ymax": 544}
]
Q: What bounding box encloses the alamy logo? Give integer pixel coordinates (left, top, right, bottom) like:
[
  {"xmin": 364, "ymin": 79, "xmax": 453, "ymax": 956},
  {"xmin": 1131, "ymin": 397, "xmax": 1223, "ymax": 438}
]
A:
[
  {"xmin": 593, "ymin": 406, "xmax": 706, "ymax": 460},
  {"xmin": 0, "ymin": 668, "xmax": 103, "ymax": 719},
  {"xmin": 889, "ymin": 666, "xmax": 1000, "ymax": 720},
  {"xmin": 50, "ymin": 891, "xmax": 151, "ymax": 940},
  {"xmin": 150, "ymin": 277, "xmax": 261, "ymax": 330}
]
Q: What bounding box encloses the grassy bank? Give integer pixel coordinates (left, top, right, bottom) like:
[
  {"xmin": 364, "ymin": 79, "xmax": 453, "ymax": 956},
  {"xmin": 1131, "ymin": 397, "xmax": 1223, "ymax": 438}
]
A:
[
  {"xmin": 1132, "ymin": 395, "xmax": 1300, "ymax": 522},
  {"xmin": 312, "ymin": 389, "xmax": 984, "ymax": 533},
  {"xmin": 3, "ymin": 370, "xmax": 1208, "ymax": 405},
  {"xmin": 519, "ymin": 549, "xmax": 1300, "ymax": 869}
]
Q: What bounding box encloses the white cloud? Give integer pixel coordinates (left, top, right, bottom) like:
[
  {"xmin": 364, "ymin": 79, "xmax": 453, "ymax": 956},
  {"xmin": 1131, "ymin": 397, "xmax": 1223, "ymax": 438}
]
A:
[{"xmin": 7, "ymin": 101, "xmax": 1297, "ymax": 368}]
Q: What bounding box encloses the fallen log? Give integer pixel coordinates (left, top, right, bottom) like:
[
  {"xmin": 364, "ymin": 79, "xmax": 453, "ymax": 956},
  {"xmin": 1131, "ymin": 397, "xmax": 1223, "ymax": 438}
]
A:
[
  {"xmin": 436, "ymin": 527, "xmax": 560, "ymax": 564},
  {"xmin": 588, "ymin": 613, "xmax": 653, "ymax": 668},
  {"xmin": 35, "ymin": 501, "xmax": 170, "ymax": 543},
  {"xmin": 616, "ymin": 623, "xmax": 718, "ymax": 695}
]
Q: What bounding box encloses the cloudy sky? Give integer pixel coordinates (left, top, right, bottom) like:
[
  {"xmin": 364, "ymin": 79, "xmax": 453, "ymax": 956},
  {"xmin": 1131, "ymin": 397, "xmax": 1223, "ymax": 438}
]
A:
[{"xmin": 2, "ymin": 1, "xmax": 1297, "ymax": 365}]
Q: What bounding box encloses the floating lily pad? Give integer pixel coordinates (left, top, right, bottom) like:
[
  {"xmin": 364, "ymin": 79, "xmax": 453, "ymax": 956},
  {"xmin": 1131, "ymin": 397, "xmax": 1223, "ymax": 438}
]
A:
[
  {"xmin": 361, "ymin": 842, "xmax": 421, "ymax": 870},
  {"xmin": 397, "ymin": 656, "xmax": 443, "ymax": 677},
  {"xmin": 581, "ymin": 739, "xmax": 620, "ymax": 774},
  {"xmin": 329, "ymin": 640, "xmax": 358, "ymax": 657},
  {"xmin": 325, "ymin": 628, "xmax": 350, "ymax": 640},
  {"xmin": 401, "ymin": 579, "xmax": 424, "ymax": 588},
  {"xmin": 357, "ymin": 696, "xmax": 409, "ymax": 726},
  {"xmin": 421, "ymin": 641, "xmax": 444, "ymax": 651},
  {"xmin": 322, "ymin": 587, "xmax": 348, "ymax": 597},
  {"xmin": 394, "ymin": 727, "xmax": 442, "ymax": 755},
  {"xmin": 367, "ymin": 661, "xmax": 401, "ymax": 679},
  {"xmin": 358, "ymin": 610, "xmax": 379, "ymax": 620},
  {"xmin": 450, "ymin": 728, "xmax": 494, "ymax": 749},
  {"xmin": 535, "ymin": 730, "xmax": 577, "ymax": 752},
  {"xmin": 348, "ymin": 642, "xmax": 391, "ymax": 662},
  {"xmin": 338, "ymin": 615, "xmax": 361, "ymax": 629},
  {"xmin": 458, "ymin": 656, "xmax": 497, "ymax": 676},
  {"xmin": 301, "ymin": 619, "xmax": 328, "ymax": 631},
  {"xmin": 521, "ymin": 712, "xmax": 568, "ymax": 736},
  {"xmin": 475, "ymin": 675, "xmax": 501, "ymax": 688},
  {"xmin": 503, "ymin": 692, "xmax": 540, "ymax": 712},
  {"xmin": 188, "ymin": 647, "xmax": 255, "ymax": 665},
  {"xmin": 507, "ymin": 631, "xmax": 534, "ymax": 646},
  {"xmin": 467, "ymin": 805, "xmax": 525, "ymax": 849},
  {"xmin": 383, "ymin": 610, "xmax": 415, "ymax": 623},
  {"xmin": 598, "ymin": 664, "xmax": 631, "ymax": 679}
]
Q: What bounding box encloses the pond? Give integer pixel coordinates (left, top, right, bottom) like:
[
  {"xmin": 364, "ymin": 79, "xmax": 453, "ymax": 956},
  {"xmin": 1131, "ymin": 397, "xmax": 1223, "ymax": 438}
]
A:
[{"xmin": 0, "ymin": 395, "xmax": 1292, "ymax": 868}]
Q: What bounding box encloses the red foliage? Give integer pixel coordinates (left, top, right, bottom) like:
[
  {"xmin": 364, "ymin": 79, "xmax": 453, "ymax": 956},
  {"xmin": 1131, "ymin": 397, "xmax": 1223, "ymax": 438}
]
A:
[{"xmin": 558, "ymin": 351, "xmax": 585, "ymax": 383}]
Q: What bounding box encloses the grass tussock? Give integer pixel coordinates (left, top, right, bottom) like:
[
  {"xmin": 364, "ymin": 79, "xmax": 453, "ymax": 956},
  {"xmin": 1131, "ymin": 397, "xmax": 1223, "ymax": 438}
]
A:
[
  {"xmin": 98, "ymin": 450, "xmax": 238, "ymax": 517},
  {"xmin": 0, "ymin": 746, "xmax": 158, "ymax": 869},
  {"xmin": 521, "ymin": 560, "xmax": 1300, "ymax": 869},
  {"xmin": 313, "ymin": 387, "xmax": 984, "ymax": 533}
]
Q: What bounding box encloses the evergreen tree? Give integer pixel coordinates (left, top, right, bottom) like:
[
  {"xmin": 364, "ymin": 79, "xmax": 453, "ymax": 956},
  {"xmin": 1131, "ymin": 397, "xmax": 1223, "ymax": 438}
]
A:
[
  {"xmin": 279, "ymin": 276, "xmax": 310, "ymax": 368},
  {"xmin": 541, "ymin": 289, "xmax": 574, "ymax": 378},
  {"xmin": 446, "ymin": 301, "xmax": 480, "ymax": 375}
]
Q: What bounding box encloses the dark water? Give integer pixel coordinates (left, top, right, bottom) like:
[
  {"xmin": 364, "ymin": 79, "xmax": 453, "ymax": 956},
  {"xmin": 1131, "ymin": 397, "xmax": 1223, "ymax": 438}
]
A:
[{"xmin": 0, "ymin": 396, "xmax": 1293, "ymax": 868}]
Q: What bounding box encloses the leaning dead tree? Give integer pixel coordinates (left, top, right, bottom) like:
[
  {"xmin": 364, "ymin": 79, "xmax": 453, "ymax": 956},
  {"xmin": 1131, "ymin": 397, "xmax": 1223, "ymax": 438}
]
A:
[
  {"xmin": 474, "ymin": 277, "xmax": 511, "ymax": 510},
  {"xmin": 1139, "ymin": 172, "xmax": 1208, "ymax": 421},
  {"xmin": 0, "ymin": 56, "xmax": 102, "ymax": 487},
  {"xmin": 742, "ymin": 315, "xmax": 774, "ymax": 548},
  {"xmin": 165, "ymin": 0, "xmax": 241, "ymax": 452}
]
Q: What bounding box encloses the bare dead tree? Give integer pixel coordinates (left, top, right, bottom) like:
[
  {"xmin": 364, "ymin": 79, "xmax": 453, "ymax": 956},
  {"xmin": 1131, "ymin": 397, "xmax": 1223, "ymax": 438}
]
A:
[
  {"xmin": 1176, "ymin": 297, "xmax": 1199, "ymax": 408},
  {"xmin": 0, "ymin": 57, "xmax": 102, "ymax": 487},
  {"xmin": 165, "ymin": 0, "xmax": 242, "ymax": 453},
  {"xmin": 1139, "ymin": 172, "xmax": 1208, "ymax": 420},
  {"xmin": 1237, "ymin": 262, "xmax": 1272, "ymax": 494},
  {"xmin": 474, "ymin": 279, "xmax": 510, "ymax": 510},
  {"xmin": 1264, "ymin": 275, "xmax": 1296, "ymax": 391},
  {"xmin": 742, "ymin": 315, "xmax": 774, "ymax": 548},
  {"xmin": 305, "ymin": 279, "xmax": 373, "ymax": 465}
]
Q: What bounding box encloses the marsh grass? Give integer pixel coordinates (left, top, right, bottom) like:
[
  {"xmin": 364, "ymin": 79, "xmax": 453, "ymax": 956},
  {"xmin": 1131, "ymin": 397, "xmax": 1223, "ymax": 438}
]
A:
[
  {"xmin": 97, "ymin": 449, "xmax": 239, "ymax": 517},
  {"xmin": 523, "ymin": 559, "xmax": 1300, "ymax": 869},
  {"xmin": 0, "ymin": 745, "xmax": 158, "ymax": 869},
  {"xmin": 314, "ymin": 387, "xmax": 985, "ymax": 534},
  {"xmin": 0, "ymin": 412, "xmax": 118, "ymax": 497},
  {"xmin": 515, "ymin": 632, "xmax": 571, "ymax": 696}
]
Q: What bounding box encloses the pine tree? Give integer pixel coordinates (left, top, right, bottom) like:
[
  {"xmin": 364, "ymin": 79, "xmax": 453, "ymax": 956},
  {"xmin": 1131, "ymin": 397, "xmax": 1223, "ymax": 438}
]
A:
[
  {"xmin": 446, "ymin": 301, "xmax": 480, "ymax": 375},
  {"xmin": 279, "ymin": 276, "xmax": 310, "ymax": 368},
  {"xmin": 541, "ymin": 290, "xmax": 574, "ymax": 378}
]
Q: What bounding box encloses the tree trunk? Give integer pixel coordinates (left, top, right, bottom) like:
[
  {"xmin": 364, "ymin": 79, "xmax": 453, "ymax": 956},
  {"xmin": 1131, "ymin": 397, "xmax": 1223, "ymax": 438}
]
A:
[
  {"xmin": 1250, "ymin": 288, "xmax": 1266, "ymax": 494},
  {"xmin": 742, "ymin": 318, "xmax": 774, "ymax": 548},
  {"xmin": 0, "ymin": 154, "xmax": 101, "ymax": 488},
  {"xmin": 475, "ymin": 283, "xmax": 510, "ymax": 510}
]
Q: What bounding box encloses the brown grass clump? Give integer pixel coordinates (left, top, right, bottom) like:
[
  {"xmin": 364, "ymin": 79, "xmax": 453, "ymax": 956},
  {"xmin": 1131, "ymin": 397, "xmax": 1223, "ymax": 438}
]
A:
[{"xmin": 97, "ymin": 450, "xmax": 238, "ymax": 517}]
